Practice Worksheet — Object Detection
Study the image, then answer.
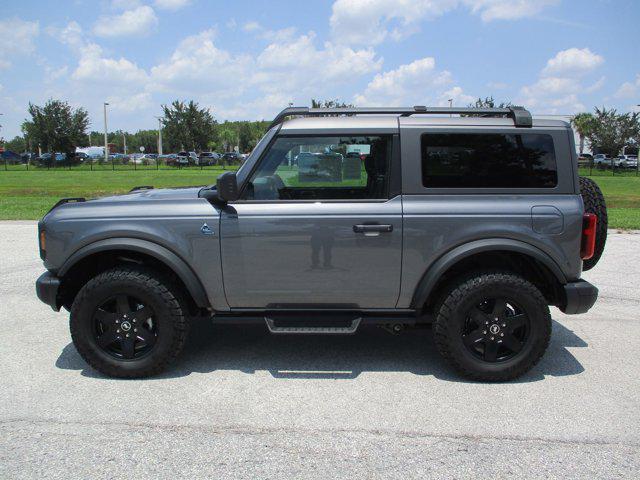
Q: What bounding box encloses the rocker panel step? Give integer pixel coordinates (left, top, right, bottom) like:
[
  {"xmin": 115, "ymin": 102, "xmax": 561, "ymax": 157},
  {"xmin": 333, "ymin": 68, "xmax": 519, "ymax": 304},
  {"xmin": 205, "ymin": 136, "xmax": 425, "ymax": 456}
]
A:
[{"xmin": 265, "ymin": 317, "xmax": 362, "ymax": 334}]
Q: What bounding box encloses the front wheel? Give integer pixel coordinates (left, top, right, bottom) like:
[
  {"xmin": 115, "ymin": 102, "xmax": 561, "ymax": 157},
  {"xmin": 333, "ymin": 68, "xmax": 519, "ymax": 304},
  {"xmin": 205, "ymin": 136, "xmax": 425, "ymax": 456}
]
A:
[
  {"xmin": 434, "ymin": 272, "xmax": 551, "ymax": 382},
  {"xmin": 70, "ymin": 267, "xmax": 189, "ymax": 378}
]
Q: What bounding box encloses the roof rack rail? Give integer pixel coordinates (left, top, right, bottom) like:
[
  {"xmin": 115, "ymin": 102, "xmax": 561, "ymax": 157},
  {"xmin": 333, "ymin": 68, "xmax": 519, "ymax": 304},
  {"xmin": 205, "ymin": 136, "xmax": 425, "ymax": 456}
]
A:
[{"xmin": 268, "ymin": 105, "xmax": 532, "ymax": 129}]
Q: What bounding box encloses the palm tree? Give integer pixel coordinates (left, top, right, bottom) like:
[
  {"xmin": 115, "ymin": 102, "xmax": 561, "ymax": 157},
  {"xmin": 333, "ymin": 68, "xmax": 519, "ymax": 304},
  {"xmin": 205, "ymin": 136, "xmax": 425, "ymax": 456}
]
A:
[{"xmin": 571, "ymin": 112, "xmax": 595, "ymax": 155}]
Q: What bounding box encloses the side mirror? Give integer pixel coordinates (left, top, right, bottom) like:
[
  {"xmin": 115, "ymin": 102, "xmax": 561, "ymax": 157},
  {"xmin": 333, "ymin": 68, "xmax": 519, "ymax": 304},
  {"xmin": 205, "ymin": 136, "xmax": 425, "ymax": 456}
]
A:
[{"xmin": 217, "ymin": 171, "xmax": 239, "ymax": 202}]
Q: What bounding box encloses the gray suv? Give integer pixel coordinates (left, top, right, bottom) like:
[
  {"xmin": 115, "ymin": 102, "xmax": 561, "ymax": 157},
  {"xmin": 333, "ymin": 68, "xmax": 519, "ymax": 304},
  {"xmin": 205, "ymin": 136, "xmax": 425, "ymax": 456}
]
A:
[{"xmin": 35, "ymin": 106, "xmax": 606, "ymax": 381}]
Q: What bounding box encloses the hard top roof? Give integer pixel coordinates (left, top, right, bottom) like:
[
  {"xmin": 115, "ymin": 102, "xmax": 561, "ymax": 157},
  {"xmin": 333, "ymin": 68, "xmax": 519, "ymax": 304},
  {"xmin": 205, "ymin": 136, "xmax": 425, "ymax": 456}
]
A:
[{"xmin": 279, "ymin": 114, "xmax": 569, "ymax": 131}]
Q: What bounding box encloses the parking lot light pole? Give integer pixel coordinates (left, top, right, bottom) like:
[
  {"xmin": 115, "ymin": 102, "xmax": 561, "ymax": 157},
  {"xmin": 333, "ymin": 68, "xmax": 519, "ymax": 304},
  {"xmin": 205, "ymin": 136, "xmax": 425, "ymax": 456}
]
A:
[
  {"xmin": 103, "ymin": 103, "xmax": 109, "ymax": 163},
  {"xmin": 155, "ymin": 117, "xmax": 163, "ymax": 155}
]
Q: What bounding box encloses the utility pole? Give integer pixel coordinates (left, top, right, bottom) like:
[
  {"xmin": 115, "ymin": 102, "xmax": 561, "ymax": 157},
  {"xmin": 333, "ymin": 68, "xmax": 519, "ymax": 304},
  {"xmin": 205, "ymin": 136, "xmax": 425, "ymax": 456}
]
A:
[
  {"xmin": 448, "ymin": 98, "xmax": 453, "ymax": 117},
  {"xmin": 155, "ymin": 117, "xmax": 163, "ymax": 155},
  {"xmin": 122, "ymin": 132, "xmax": 127, "ymax": 155},
  {"xmin": 103, "ymin": 102, "xmax": 109, "ymax": 163}
]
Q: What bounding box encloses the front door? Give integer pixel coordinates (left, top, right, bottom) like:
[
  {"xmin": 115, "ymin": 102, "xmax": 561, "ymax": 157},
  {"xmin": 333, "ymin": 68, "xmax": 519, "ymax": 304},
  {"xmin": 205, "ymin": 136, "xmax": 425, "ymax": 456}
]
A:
[{"xmin": 220, "ymin": 133, "xmax": 402, "ymax": 309}]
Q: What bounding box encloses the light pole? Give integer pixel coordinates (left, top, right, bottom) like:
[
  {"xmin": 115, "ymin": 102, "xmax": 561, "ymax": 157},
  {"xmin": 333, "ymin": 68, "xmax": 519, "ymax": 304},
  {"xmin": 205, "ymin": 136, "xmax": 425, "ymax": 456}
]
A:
[
  {"xmin": 103, "ymin": 103, "xmax": 109, "ymax": 163},
  {"xmin": 155, "ymin": 117, "xmax": 163, "ymax": 155},
  {"xmin": 636, "ymin": 105, "xmax": 640, "ymax": 175},
  {"xmin": 122, "ymin": 132, "xmax": 127, "ymax": 155},
  {"xmin": 448, "ymin": 98, "xmax": 453, "ymax": 117}
]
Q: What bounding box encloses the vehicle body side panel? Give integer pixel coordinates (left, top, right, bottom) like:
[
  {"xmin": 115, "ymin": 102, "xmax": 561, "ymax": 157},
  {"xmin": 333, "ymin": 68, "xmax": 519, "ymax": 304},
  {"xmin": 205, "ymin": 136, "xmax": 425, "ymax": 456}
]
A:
[
  {"xmin": 41, "ymin": 194, "xmax": 228, "ymax": 311},
  {"xmin": 397, "ymin": 194, "xmax": 584, "ymax": 308},
  {"xmin": 396, "ymin": 120, "xmax": 584, "ymax": 309},
  {"xmin": 220, "ymin": 197, "xmax": 403, "ymax": 308}
]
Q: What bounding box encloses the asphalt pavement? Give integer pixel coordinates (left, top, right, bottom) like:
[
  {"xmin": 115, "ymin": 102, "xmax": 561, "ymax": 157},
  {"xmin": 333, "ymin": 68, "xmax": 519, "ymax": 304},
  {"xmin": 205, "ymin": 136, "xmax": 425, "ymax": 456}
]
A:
[{"xmin": 1, "ymin": 221, "xmax": 639, "ymax": 479}]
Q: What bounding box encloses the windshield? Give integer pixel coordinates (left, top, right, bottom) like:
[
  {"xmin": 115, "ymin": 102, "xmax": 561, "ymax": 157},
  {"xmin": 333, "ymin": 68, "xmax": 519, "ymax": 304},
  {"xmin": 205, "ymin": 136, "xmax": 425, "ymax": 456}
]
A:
[{"xmin": 235, "ymin": 125, "xmax": 280, "ymax": 185}]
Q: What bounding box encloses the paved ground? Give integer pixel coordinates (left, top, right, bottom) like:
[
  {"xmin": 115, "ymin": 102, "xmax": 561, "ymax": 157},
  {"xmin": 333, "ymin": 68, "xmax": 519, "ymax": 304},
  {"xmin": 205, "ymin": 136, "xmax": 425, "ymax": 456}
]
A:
[{"xmin": 1, "ymin": 221, "xmax": 639, "ymax": 479}]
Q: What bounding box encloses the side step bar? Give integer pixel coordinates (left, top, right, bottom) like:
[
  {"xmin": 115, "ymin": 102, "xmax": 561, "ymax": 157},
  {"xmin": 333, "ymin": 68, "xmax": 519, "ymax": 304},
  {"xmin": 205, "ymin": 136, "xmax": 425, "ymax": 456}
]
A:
[{"xmin": 265, "ymin": 317, "xmax": 362, "ymax": 335}]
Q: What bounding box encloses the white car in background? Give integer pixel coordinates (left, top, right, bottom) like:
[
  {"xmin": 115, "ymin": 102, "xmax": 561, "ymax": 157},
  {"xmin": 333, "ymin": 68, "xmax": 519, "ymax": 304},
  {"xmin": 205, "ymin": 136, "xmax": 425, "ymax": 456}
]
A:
[{"xmin": 617, "ymin": 155, "xmax": 638, "ymax": 168}]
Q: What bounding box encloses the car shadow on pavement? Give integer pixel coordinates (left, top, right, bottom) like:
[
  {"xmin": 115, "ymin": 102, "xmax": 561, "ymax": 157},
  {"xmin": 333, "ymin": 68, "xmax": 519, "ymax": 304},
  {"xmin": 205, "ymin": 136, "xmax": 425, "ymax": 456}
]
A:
[{"xmin": 55, "ymin": 318, "xmax": 586, "ymax": 383}]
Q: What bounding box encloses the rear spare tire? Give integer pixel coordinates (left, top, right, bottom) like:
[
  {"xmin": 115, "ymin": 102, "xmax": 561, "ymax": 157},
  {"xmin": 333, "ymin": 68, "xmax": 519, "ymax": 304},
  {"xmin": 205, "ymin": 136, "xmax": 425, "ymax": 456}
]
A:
[{"xmin": 579, "ymin": 176, "xmax": 607, "ymax": 271}]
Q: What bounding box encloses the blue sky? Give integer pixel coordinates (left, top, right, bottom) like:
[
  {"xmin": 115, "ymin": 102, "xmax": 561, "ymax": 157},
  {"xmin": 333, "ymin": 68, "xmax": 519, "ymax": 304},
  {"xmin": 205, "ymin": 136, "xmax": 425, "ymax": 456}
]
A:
[{"xmin": 1, "ymin": 0, "xmax": 639, "ymax": 138}]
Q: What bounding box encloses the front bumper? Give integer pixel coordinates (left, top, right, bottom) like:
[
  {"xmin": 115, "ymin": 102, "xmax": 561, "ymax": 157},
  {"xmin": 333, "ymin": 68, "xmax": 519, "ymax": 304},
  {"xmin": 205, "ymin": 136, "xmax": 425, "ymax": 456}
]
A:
[
  {"xmin": 560, "ymin": 280, "xmax": 598, "ymax": 314},
  {"xmin": 36, "ymin": 271, "xmax": 61, "ymax": 311}
]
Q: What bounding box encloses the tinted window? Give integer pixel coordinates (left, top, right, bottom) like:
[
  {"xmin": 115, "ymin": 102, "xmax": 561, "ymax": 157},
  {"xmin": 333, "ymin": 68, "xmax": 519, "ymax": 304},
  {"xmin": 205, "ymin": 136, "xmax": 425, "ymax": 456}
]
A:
[
  {"xmin": 421, "ymin": 133, "xmax": 557, "ymax": 188},
  {"xmin": 242, "ymin": 135, "xmax": 391, "ymax": 200}
]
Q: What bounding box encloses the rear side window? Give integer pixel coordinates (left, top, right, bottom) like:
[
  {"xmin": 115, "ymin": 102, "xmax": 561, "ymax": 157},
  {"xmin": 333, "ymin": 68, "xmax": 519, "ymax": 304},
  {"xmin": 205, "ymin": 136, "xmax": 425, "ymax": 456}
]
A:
[{"xmin": 421, "ymin": 133, "xmax": 557, "ymax": 188}]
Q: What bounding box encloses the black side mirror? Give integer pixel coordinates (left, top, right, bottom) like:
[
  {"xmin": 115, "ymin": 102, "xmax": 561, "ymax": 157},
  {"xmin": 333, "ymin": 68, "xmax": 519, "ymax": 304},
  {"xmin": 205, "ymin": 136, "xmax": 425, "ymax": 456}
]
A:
[{"xmin": 217, "ymin": 171, "xmax": 239, "ymax": 202}]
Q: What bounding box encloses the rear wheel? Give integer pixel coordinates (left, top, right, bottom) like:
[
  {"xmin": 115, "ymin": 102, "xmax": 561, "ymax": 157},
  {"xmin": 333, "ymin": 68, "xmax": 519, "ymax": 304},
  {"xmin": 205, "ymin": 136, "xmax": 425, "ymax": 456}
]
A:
[
  {"xmin": 579, "ymin": 176, "xmax": 607, "ymax": 271},
  {"xmin": 70, "ymin": 266, "xmax": 189, "ymax": 378},
  {"xmin": 434, "ymin": 272, "xmax": 551, "ymax": 382}
]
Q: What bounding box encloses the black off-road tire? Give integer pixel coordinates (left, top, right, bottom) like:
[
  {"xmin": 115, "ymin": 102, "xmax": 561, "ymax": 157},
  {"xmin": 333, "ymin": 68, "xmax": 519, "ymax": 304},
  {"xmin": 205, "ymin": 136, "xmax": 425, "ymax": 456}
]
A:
[
  {"xmin": 70, "ymin": 266, "xmax": 189, "ymax": 378},
  {"xmin": 434, "ymin": 272, "xmax": 551, "ymax": 382},
  {"xmin": 579, "ymin": 176, "xmax": 607, "ymax": 271}
]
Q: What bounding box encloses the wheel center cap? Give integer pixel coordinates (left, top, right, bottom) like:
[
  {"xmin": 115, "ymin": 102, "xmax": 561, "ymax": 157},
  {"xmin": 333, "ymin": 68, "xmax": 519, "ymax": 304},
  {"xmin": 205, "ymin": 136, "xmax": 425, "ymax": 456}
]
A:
[
  {"xmin": 121, "ymin": 321, "xmax": 132, "ymax": 332},
  {"xmin": 489, "ymin": 324, "xmax": 500, "ymax": 335}
]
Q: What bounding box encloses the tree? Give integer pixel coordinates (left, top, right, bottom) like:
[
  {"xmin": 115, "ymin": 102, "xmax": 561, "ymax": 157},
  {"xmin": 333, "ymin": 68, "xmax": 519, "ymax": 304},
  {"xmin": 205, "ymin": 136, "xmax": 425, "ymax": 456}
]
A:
[
  {"xmin": 586, "ymin": 107, "xmax": 640, "ymax": 157},
  {"xmin": 161, "ymin": 100, "xmax": 216, "ymax": 151},
  {"xmin": 467, "ymin": 96, "xmax": 512, "ymax": 109},
  {"xmin": 4, "ymin": 136, "xmax": 27, "ymax": 153},
  {"xmin": 22, "ymin": 99, "xmax": 89, "ymax": 154},
  {"xmin": 463, "ymin": 97, "xmax": 513, "ymax": 118},
  {"xmin": 570, "ymin": 112, "xmax": 596, "ymax": 155},
  {"xmin": 311, "ymin": 98, "xmax": 354, "ymax": 108},
  {"xmin": 218, "ymin": 126, "xmax": 236, "ymax": 152}
]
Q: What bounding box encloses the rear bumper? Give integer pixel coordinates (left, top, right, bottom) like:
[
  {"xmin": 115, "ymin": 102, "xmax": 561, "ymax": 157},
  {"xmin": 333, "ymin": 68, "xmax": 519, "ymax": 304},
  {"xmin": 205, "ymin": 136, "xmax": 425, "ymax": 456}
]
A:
[
  {"xmin": 560, "ymin": 280, "xmax": 598, "ymax": 314},
  {"xmin": 36, "ymin": 271, "xmax": 61, "ymax": 311}
]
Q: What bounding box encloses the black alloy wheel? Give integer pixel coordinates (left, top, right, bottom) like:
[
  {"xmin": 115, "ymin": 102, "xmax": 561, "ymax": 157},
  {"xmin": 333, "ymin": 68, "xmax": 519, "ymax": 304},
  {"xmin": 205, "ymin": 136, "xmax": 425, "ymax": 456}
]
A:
[
  {"xmin": 461, "ymin": 298, "xmax": 529, "ymax": 363},
  {"xmin": 93, "ymin": 294, "xmax": 157, "ymax": 360}
]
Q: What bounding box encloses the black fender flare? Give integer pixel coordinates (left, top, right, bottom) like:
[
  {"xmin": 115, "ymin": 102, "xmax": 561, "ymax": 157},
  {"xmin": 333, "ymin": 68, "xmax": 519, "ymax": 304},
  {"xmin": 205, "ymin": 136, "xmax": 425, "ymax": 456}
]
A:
[
  {"xmin": 410, "ymin": 238, "xmax": 567, "ymax": 309},
  {"xmin": 58, "ymin": 237, "xmax": 210, "ymax": 308}
]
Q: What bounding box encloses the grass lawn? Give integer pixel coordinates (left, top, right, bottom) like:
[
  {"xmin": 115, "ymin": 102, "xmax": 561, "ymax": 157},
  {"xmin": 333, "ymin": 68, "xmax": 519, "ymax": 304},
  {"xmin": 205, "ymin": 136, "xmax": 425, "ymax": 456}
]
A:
[
  {"xmin": 0, "ymin": 169, "xmax": 231, "ymax": 220},
  {"xmin": 1, "ymin": 169, "xmax": 639, "ymax": 229}
]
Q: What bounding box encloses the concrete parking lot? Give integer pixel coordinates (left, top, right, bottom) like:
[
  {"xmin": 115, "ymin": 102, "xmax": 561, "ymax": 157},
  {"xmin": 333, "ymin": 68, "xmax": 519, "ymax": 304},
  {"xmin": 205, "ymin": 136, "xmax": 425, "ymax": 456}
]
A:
[{"xmin": 1, "ymin": 221, "xmax": 639, "ymax": 479}]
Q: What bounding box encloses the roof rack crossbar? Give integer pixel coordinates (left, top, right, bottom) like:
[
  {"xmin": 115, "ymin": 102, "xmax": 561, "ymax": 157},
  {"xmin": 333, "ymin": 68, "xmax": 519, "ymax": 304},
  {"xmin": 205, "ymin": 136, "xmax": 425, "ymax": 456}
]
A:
[{"xmin": 268, "ymin": 105, "xmax": 532, "ymax": 129}]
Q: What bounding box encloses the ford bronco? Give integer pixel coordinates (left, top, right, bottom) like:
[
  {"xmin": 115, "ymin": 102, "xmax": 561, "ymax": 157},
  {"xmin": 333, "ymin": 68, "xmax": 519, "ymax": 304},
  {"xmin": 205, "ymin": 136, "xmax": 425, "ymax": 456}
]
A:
[{"xmin": 35, "ymin": 106, "xmax": 606, "ymax": 381}]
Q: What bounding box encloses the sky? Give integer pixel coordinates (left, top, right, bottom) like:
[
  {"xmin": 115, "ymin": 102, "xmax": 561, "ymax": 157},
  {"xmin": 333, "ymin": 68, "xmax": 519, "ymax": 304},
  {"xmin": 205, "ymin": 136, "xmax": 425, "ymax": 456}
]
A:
[{"xmin": 1, "ymin": 0, "xmax": 639, "ymax": 139}]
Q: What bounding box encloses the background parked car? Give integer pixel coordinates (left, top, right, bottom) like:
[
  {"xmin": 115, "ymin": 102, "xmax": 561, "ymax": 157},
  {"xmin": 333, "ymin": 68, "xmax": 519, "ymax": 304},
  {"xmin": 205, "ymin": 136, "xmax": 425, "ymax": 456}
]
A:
[
  {"xmin": 617, "ymin": 154, "xmax": 638, "ymax": 169},
  {"xmin": 593, "ymin": 154, "xmax": 612, "ymax": 169},
  {"xmin": 176, "ymin": 152, "xmax": 191, "ymax": 166},
  {"xmin": 221, "ymin": 152, "xmax": 241, "ymax": 166},
  {"xmin": 198, "ymin": 152, "xmax": 220, "ymax": 166}
]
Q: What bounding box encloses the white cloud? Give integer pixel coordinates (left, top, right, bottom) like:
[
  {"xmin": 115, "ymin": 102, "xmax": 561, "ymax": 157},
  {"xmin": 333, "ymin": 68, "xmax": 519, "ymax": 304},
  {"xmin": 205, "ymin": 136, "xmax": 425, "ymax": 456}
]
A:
[
  {"xmin": 0, "ymin": 17, "xmax": 39, "ymax": 67},
  {"xmin": 149, "ymin": 29, "xmax": 252, "ymax": 95},
  {"xmin": 614, "ymin": 74, "xmax": 640, "ymax": 99},
  {"xmin": 106, "ymin": 92, "xmax": 153, "ymax": 113},
  {"xmin": 257, "ymin": 33, "xmax": 381, "ymax": 81},
  {"xmin": 542, "ymin": 47, "xmax": 604, "ymax": 76},
  {"xmin": 73, "ymin": 43, "xmax": 149, "ymax": 86},
  {"xmin": 330, "ymin": 0, "xmax": 558, "ymax": 45},
  {"xmin": 465, "ymin": 0, "xmax": 559, "ymax": 21},
  {"xmin": 354, "ymin": 57, "xmax": 463, "ymax": 106},
  {"xmin": 242, "ymin": 21, "xmax": 261, "ymax": 32},
  {"xmin": 150, "ymin": 27, "xmax": 381, "ymax": 114},
  {"xmin": 154, "ymin": 0, "xmax": 191, "ymax": 10},
  {"xmin": 93, "ymin": 6, "xmax": 158, "ymax": 38}
]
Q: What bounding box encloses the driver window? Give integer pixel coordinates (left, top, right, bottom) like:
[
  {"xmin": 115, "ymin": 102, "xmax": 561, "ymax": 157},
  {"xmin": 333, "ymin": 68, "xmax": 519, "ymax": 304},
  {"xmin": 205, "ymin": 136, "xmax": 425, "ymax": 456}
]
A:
[{"xmin": 242, "ymin": 135, "xmax": 391, "ymax": 200}]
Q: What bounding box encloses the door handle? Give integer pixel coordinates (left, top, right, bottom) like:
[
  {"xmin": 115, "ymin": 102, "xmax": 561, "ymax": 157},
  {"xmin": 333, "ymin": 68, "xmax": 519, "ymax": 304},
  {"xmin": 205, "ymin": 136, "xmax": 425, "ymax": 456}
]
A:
[{"xmin": 353, "ymin": 224, "xmax": 393, "ymax": 233}]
